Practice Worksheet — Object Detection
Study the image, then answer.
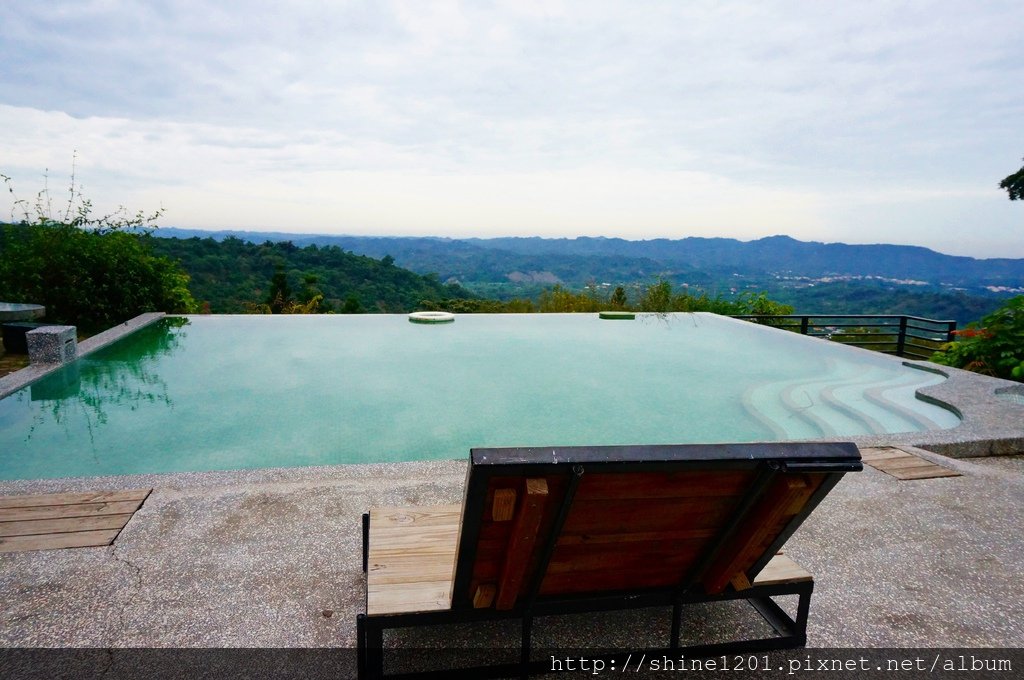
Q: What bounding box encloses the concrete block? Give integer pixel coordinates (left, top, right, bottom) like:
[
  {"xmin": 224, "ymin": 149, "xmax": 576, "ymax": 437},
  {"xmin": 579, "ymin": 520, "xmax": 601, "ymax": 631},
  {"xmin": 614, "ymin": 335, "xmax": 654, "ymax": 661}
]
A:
[{"xmin": 27, "ymin": 325, "xmax": 77, "ymax": 365}]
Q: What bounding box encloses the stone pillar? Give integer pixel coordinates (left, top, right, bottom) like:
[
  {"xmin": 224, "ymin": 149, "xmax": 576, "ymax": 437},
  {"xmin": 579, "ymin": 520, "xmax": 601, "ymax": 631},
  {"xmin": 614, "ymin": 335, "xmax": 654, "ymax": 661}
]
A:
[{"xmin": 26, "ymin": 325, "xmax": 78, "ymax": 365}]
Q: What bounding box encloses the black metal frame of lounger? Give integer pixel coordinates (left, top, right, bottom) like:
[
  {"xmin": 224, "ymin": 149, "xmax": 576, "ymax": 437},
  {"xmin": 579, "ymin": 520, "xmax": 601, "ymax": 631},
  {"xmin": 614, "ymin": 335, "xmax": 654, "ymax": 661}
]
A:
[
  {"xmin": 356, "ymin": 442, "xmax": 861, "ymax": 680},
  {"xmin": 356, "ymin": 578, "xmax": 813, "ymax": 680}
]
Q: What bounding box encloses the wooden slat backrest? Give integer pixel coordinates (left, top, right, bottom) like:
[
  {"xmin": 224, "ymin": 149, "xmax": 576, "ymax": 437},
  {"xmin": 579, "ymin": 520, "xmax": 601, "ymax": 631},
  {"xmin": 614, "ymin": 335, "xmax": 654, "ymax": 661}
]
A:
[{"xmin": 450, "ymin": 443, "xmax": 860, "ymax": 610}]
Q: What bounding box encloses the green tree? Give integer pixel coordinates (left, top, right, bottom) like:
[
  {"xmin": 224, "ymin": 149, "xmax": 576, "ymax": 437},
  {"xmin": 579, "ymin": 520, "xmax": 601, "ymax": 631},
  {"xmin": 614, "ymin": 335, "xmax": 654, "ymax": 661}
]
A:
[
  {"xmin": 341, "ymin": 294, "xmax": 363, "ymax": 314},
  {"xmin": 0, "ymin": 168, "xmax": 195, "ymax": 332},
  {"xmin": 264, "ymin": 266, "xmax": 293, "ymax": 313},
  {"xmin": 639, "ymin": 280, "xmax": 673, "ymax": 312},
  {"xmin": 932, "ymin": 295, "xmax": 1024, "ymax": 381},
  {"xmin": 1000, "ymin": 157, "xmax": 1024, "ymax": 200},
  {"xmin": 299, "ymin": 273, "xmax": 318, "ymax": 302},
  {"xmin": 609, "ymin": 286, "xmax": 628, "ymax": 310},
  {"xmin": 537, "ymin": 284, "xmax": 603, "ymax": 312}
]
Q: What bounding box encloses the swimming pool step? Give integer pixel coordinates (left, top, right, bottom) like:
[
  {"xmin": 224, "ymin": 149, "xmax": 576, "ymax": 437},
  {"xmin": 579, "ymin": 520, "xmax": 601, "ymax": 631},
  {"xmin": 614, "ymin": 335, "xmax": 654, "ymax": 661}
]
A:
[{"xmin": 742, "ymin": 361, "xmax": 950, "ymax": 439}]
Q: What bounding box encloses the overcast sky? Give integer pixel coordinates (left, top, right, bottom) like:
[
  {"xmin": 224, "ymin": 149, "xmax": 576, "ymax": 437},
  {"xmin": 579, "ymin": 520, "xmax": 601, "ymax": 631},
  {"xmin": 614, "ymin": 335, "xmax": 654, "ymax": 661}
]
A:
[{"xmin": 1, "ymin": 1, "xmax": 1022, "ymax": 257}]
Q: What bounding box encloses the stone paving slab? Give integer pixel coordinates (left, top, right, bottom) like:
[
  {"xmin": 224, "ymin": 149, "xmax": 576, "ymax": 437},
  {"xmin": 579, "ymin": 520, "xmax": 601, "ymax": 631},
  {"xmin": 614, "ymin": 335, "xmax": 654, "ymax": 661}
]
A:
[{"xmin": 1, "ymin": 453, "xmax": 1022, "ymax": 652}]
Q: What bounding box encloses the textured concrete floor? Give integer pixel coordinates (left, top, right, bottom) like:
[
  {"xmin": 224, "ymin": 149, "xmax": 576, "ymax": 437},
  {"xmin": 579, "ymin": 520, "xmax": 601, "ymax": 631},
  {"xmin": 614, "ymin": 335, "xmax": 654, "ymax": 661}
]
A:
[{"xmin": 1, "ymin": 453, "xmax": 1022, "ymax": 653}]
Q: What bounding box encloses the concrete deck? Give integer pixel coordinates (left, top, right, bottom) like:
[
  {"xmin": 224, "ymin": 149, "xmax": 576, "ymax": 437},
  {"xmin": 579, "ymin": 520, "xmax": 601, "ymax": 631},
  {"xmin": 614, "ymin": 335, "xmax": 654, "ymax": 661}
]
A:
[{"xmin": 1, "ymin": 452, "xmax": 1022, "ymax": 658}]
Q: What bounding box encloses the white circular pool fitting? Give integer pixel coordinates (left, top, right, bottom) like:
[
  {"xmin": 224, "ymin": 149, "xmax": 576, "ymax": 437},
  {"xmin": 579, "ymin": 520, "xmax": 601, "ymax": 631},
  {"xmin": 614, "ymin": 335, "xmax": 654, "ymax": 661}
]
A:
[{"xmin": 408, "ymin": 311, "xmax": 455, "ymax": 324}]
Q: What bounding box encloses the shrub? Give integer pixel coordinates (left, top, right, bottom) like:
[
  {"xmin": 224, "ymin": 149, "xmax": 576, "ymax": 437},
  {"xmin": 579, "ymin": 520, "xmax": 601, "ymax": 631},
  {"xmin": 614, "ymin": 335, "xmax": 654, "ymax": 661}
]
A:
[
  {"xmin": 1, "ymin": 166, "xmax": 196, "ymax": 332},
  {"xmin": 0, "ymin": 223, "xmax": 196, "ymax": 332},
  {"xmin": 931, "ymin": 296, "xmax": 1024, "ymax": 381}
]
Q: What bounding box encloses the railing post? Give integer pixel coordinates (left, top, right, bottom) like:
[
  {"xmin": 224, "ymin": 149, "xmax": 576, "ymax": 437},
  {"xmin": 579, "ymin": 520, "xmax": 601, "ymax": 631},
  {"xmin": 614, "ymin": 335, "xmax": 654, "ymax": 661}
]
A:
[
  {"xmin": 896, "ymin": 317, "xmax": 908, "ymax": 357},
  {"xmin": 946, "ymin": 321, "xmax": 957, "ymax": 342},
  {"xmin": 800, "ymin": 317, "xmax": 809, "ymax": 335}
]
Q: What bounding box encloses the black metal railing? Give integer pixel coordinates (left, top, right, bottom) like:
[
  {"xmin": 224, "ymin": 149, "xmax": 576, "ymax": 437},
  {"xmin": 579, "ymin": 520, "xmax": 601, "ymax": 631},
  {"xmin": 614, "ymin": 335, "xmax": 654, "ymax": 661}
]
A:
[{"xmin": 730, "ymin": 315, "xmax": 957, "ymax": 361}]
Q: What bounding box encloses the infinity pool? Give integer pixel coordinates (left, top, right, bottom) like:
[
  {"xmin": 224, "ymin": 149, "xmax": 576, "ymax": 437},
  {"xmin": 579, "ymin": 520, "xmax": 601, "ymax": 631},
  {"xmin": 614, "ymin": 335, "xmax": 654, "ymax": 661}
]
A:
[{"xmin": 0, "ymin": 313, "xmax": 959, "ymax": 480}]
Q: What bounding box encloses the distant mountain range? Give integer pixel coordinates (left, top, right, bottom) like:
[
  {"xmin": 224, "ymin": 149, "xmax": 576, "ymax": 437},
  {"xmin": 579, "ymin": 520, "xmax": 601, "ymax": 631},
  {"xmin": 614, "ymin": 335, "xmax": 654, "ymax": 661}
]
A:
[{"xmin": 155, "ymin": 228, "xmax": 1024, "ymax": 291}]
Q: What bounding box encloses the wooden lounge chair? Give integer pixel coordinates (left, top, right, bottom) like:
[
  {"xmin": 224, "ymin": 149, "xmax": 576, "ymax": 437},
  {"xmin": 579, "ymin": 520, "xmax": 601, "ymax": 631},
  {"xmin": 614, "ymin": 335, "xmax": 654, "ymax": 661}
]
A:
[{"xmin": 357, "ymin": 442, "xmax": 861, "ymax": 679}]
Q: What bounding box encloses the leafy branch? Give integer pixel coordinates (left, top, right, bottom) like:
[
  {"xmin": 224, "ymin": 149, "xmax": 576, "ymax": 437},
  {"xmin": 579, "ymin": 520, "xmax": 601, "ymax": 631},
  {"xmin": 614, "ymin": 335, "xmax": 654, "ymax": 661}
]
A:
[
  {"xmin": 3, "ymin": 152, "xmax": 164, "ymax": 234},
  {"xmin": 1000, "ymin": 156, "xmax": 1024, "ymax": 201}
]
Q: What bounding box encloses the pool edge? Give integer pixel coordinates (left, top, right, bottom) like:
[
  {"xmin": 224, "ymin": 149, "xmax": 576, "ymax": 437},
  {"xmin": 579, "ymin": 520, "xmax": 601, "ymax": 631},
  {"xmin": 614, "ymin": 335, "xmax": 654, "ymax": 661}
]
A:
[{"xmin": 0, "ymin": 312, "xmax": 166, "ymax": 400}]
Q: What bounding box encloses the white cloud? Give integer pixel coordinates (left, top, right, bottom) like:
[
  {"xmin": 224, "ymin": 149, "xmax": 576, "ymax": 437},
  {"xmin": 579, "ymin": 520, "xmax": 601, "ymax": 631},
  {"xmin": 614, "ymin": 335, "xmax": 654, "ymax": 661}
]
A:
[{"xmin": 1, "ymin": 1, "xmax": 1023, "ymax": 257}]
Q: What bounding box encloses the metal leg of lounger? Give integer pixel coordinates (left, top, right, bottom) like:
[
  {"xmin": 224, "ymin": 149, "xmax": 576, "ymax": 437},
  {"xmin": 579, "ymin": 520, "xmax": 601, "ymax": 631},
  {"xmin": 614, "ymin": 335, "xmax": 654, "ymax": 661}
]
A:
[
  {"xmin": 362, "ymin": 512, "xmax": 370, "ymax": 573},
  {"xmin": 749, "ymin": 596, "xmax": 795, "ymax": 638},
  {"xmin": 358, "ymin": 616, "xmax": 384, "ymax": 680},
  {"xmin": 748, "ymin": 581, "xmax": 813, "ymax": 646},
  {"xmin": 357, "ymin": 614, "xmax": 367, "ymax": 679},
  {"xmin": 793, "ymin": 582, "xmax": 813, "ymax": 642},
  {"xmin": 794, "ymin": 585, "xmax": 811, "ymax": 630}
]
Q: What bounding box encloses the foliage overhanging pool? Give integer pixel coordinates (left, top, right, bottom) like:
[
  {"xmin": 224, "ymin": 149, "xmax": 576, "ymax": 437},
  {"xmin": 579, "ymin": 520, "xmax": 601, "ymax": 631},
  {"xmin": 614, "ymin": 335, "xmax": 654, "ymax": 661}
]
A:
[{"xmin": 0, "ymin": 313, "xmax": 960, "ymax": 480}]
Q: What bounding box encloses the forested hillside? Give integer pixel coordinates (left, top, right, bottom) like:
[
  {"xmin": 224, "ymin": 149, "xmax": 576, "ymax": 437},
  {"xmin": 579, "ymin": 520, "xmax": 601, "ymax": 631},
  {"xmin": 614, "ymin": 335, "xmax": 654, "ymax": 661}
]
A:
[
  {"xmin": 155, "ymin": 229, "xmax": 1021, "ymax": 324},
  {"xmin": 157, "ymin": 230, "xmax": 1024, "ymax": 288},
  {"xmin": 148, "ymin": 236, "xmax": 474, "ymax": 313},
  {"xmin": 762, "ymin": 281, "xmax": 999, "ymax": 324}
]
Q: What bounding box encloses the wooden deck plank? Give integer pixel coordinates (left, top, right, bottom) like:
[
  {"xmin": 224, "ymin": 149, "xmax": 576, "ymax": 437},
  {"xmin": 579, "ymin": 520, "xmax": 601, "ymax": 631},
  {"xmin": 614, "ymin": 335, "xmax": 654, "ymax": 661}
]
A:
[
  {"xmin": 0, "ymin": 488, "xmax": 150, "ymax": 553},
  {"xmin": 0, "ymin": 500, "xmax": 144, "ymax": 523},
  {"xmin": 367, "ymin": 532, "xmax": 458, "ymax": 580},
  {"xmin": 871, "ymin": 457, "xmax": 937, "ymax": 471},
  {"xmin": 861, "ymin": 447, "xmax": 960, "ymax": 481},
  {"xmin": 889, "ymin": 467, "xmax": 962, "ymax": 481},
  {"xmin": 368, "ymin": 524, "xmax": 460, "ymax": 554},
  {"xmin": 753, "ymin": 554, "xmax": 813, "ymax": 586},
  {"xmin": 0, "ymin": 489, "xmax": 151, "ymax": 509},
  {"xmin": 0, "ymin": 529, "xmax": 121, "ymax": 553},
  {"xmin": 859, "ymin": 447, "xmax": 907, "ymax": 461},
  {"xmin": 367, "ymin": 581, "xmax": 453, "ymax": 615},
  {"xmin": 369, "ymin": 505, "xmax": 463, "ymax": 528},
  {"xmin": 0, "ymin": 514, "xmax": 133, "ymax": 538},
  {"xmin": 367, "ymin": 554, "xmax": 458, "ymax": 585},
  {"xmin": 894, "ymin": 445, "xmax": 948, "ymax": 458}
]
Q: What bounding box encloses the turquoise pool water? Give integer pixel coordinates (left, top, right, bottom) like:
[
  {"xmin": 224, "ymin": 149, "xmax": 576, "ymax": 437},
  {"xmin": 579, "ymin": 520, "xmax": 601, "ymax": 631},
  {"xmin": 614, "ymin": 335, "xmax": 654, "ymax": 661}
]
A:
[{"xmin": 0, "ymin": 313, "xmax": 959, "ymax": 480}]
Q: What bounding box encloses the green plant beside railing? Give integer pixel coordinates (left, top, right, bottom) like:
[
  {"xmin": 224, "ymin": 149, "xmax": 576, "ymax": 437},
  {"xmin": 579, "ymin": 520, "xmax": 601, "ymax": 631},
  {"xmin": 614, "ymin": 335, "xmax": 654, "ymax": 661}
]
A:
[{"xmin": 931, "ymin": 295, "xmax": 1024, "ymax": 381}]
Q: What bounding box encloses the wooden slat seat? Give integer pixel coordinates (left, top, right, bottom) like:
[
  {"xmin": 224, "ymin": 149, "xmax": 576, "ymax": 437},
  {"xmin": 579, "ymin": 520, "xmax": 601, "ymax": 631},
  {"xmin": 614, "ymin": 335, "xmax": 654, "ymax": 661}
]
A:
[
  {"xmin": 366, "ymin": 505, "xmax": 461, "ymax": 615},
  {"xmin": 357, "ymin": 443, "xmax": 861, "ymax": 680}
]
